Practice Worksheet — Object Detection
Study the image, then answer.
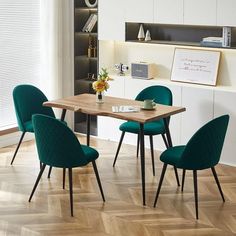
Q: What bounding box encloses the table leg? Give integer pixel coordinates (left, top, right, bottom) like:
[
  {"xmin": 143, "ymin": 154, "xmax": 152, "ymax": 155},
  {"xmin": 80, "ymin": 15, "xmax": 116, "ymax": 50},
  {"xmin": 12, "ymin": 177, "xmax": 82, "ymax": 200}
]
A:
[
  {"xmin": 60, "ymin": 109, "xmax": 67, "ymax": 121},
  {"xmin": 139, "ymin": 123, "xmax": 145, "ymax": 206},
  {"xmin": 163, "ymin": 118, "xmax": 180, "ymax": 186},
  {"xmin": 87, "ymin": 114, "xmax": 91, "ymax": 146}
]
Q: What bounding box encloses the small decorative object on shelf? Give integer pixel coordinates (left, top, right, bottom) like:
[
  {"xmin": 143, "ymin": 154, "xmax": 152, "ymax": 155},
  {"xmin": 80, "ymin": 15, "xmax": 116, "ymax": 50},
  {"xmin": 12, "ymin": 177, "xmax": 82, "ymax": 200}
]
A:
[
  {"xmin": 84, "ymin": 0, "xmax": 97, "ymax": 8},
  {"xmin": 145, "ymin": 29, "xmax": 151, "ymax": 41},
  {"xmin": 88, "ymin": 35, "xmax": 93, "ymax": 58},
  {"xmin": 114, "ymin": 63, "xmax": 129, "ymax": 76},
  {"xmin": 92, "ymin": 68, "xmax": 111, "ymax": 103},
  {"xmin": 88, "ymin": 36, "xmax": 97, "ymax": 58},
  {"xmin": 92, "ymin": 36, "xmax": 97, "ymax": 57},
  {"xmin": 137, "ymin": 24, "xmax": 145, "ymax": 41}
]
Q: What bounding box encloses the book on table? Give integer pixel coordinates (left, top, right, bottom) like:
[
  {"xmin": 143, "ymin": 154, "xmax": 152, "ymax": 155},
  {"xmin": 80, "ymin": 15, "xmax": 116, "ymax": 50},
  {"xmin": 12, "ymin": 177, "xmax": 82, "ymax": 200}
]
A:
[{"xmin": 112, "ymin": 106, "xmax": 140, "ymax": 113}]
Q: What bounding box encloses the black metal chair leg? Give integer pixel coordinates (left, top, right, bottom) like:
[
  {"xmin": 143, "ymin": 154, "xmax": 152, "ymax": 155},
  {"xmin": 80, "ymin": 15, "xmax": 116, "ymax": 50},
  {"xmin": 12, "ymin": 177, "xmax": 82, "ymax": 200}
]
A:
[
  {"xmin": 113, "ymin": 131, "xmax": 125, "ymax": 167},
  {"xmin": 154, "ymin": 163, "xmax": 168, "ymax": 207},
  {"xmin": 29, "ymin": 164, "xmax": 46, "ymax": 202},
  {"xmin": 68, "ymin": 168, "xmax": 73, "ymax": 217},
  {"xmin": 181, "ymin": 169, "xmax": 186, "ymax": 192},
  {"xmin": 149, "ymin": 135, "xmax": 155, "ymax": 176},
  {"xmin": 63, "ymin": 168, "xmax": 66, "ymax": 189},
  {"xmin": 92, "ymin": 161, "xmax": 105, "ymax": 202},
  {"xmin": 174, "ymin": 167, "xmax": 180, "ymax": 186},
  {"xmin": 136, "ymin": 134, "xmax": 140, "ymax": 158},
  {"xmin": 211, "ymin": 167, "xmax": 225, "ymax": 202},
  {"xmin": 161, "ymin": 133, "xmax": 168, "ymax": 149},
  {"xmin": 193, "ymin": 170, "xmax": 199, "ymax": 219},
  {"xmin": 47, "ymin": 166, "xmax": 52, "ymax": 178},
  {"xmin": 11, "ymin": 132, "xmax": 26, "ymax": 165},
  {"xmin": 163, "ymin": 119, "xmax": 180, "ymax": 187}
]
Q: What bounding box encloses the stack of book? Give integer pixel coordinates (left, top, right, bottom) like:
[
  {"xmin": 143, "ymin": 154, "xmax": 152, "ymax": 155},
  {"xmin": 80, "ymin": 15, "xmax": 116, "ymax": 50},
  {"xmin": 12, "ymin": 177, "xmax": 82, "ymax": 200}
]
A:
[
  {"xmin": 200, "ymin": 37, "xmax": 223, "ymax": 47},
  {"xmin": 82, "ymin": 14, "xmax": 97, "ymax": 33}
]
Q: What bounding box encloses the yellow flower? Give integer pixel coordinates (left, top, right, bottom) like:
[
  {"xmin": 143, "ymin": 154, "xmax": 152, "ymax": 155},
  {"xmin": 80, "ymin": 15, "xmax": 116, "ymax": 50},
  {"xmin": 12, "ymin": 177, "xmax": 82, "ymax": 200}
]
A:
[{"xmin": 92, "ymin": 68, "xmax": 111, "ymax": 92}]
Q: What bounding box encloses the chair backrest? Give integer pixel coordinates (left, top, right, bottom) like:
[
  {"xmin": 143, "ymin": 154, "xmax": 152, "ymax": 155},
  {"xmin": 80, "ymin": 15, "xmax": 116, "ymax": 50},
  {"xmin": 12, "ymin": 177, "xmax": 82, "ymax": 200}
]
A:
[
  {"xmin": 136, "ymin": 85, "xmax": 172, "ymax": 125},
  {"xmin": 32, "ymin": 114, "xmax": 89, "ymax": 168},
  {"xmin": 13, "ymin": 84, "xmax": 55, "ymax": 132},
  {"xmin": 135, "ymin": 85, "xmax": 172, "ymax": 106},
  {"xmin": 179, "ymin": 115, "xmax": 229, "ymax": 170}
]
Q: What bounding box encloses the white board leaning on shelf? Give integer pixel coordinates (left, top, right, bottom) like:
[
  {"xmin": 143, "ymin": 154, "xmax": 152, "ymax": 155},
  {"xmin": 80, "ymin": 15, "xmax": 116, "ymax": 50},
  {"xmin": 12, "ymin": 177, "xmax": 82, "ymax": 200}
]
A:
[{"xmin": 171, "ymin": 48, "xmax": 221, "ymax": 86}]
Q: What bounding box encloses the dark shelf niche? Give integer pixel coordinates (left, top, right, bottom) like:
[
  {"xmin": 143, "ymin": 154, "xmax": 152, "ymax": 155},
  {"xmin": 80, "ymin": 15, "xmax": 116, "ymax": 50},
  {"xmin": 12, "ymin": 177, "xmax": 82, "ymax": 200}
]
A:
[
  {"xmin": 126, "ymin": 23, "xmax": 236, "ymax": 49},
  {"xmin": 74, "ymin": 0, "xmax": 98, "ymax": 136}
]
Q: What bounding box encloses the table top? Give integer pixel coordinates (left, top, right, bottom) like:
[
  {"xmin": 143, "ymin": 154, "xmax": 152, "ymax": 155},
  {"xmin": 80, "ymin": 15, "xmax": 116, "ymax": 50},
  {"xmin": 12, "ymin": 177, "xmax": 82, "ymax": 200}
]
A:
[{"xmin": 44, "ymin": 93, "xmax": 186, "ymax": 123}]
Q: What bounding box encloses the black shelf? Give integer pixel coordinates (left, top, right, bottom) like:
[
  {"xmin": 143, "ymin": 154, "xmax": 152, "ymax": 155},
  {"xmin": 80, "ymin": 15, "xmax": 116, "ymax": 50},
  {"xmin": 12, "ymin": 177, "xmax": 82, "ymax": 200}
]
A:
[
  {"xmin": 74, "ymin": 0, "xmax": 98, "ymax": 136},
  {"xmin": 126, "ymin": 23, "xmax": 236, "ymax": 49}
]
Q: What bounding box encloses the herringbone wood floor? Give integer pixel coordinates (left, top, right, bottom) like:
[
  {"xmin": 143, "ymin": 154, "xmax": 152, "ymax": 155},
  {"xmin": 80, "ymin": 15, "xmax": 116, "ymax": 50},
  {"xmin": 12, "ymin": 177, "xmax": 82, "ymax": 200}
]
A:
[{"xmin": 0, "ymin": 135, "xmax": 236, "ymax": 236}]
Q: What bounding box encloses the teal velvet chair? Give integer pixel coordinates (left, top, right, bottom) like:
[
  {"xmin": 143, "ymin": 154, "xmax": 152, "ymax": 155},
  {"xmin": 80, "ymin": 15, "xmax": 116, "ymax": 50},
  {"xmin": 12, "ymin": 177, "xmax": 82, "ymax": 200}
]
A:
[
  {"xmin": 153, "ymin": 115, "xmax": 229, "ymax": 219},
  {"xmin": 29, "ymin": 114, "xmax": 105, "ymax": 216},
  {"xmin": 113, "ymin": 85, "xmax": 172, "ymax": 176},
  {"xmin": 12, "ymin": 84, "xmax": 55, "ymax": 165}
]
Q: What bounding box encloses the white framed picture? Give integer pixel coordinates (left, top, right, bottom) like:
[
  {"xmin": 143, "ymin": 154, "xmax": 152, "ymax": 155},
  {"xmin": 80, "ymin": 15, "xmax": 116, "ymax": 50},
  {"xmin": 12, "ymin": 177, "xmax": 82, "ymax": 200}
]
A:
[{"xmin": 171, "ymin": 48, "xmax": 221, "ymax": 86}]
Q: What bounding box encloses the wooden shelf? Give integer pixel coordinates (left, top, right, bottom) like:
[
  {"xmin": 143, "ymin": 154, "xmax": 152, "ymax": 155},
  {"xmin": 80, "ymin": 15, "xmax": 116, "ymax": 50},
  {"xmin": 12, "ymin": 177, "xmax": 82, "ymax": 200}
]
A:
[
  {"xmin": 75, "ymin": 7, "xmax": 97, "ymax": 12},
  {"xmin": 126, "ymin": 39, "xmax": 236, "ymax": 49},
  {"xmin": 75, "ymin": 55, "xmax": 97, "ymax": 60},
  {"xmin": 75, "ymin": 32, "xmax": 97, "ymax": 36}
]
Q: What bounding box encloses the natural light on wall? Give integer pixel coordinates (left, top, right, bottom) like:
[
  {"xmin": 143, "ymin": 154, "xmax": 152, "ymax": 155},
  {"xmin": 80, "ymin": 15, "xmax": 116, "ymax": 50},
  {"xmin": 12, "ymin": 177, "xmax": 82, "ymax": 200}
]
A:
[{"xmin": 0, "ymin": 0, "xmax": 41, "ymax": 130}]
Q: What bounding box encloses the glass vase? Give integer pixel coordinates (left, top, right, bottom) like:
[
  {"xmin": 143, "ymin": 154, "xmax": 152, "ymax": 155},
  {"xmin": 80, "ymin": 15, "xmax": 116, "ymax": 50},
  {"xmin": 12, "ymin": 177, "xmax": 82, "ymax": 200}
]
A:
[{"xmin": 96, "ymin": 91, "xmax": 104, "ymax": 104}]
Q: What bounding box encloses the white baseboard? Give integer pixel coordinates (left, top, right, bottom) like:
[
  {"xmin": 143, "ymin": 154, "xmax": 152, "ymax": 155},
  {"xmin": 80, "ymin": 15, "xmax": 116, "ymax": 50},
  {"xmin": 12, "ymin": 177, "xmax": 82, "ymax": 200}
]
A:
[{"xmin": 0, "ymin": 132, "xmax": 34, "ymax": 148}]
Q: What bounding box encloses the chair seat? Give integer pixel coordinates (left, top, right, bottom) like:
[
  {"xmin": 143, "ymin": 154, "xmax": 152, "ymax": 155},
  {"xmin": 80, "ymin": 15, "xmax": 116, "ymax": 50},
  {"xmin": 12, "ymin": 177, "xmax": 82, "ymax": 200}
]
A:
[
  {"xmin": 81, "ymin": 145, "xmax": 99, "ymax": 162},
  {"xmin": 119, "ymin": 120, "xmax": 165, "ymax": 135},
  {"xmin": 160, "ymin": 145, "xmax": 185, "ymax": 166},
  {"xmin": 24, "ymin": 120, "xmax": 34, "ymax": 132}
]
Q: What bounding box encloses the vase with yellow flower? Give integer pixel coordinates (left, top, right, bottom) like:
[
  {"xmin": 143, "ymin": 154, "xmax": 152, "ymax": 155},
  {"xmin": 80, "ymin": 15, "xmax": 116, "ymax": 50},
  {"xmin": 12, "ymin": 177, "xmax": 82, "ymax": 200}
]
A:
[{"xmin": 92, "ymin": 68, "xmax": 111, "ymax": 104}]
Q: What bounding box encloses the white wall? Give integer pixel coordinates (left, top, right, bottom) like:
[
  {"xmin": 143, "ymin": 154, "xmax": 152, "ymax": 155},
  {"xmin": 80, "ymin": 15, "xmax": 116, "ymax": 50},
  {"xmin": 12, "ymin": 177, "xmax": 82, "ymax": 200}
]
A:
[{"xmin": 109, "ymin": 42, "xmax": 236, "ymax": 87}]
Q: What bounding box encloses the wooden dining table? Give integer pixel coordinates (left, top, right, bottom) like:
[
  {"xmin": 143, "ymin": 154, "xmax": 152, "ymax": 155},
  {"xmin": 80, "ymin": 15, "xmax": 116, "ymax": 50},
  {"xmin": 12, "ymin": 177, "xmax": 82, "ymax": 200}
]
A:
[{"xmin": 44, "ymin": 93, "xmax": 186, "ymax": 205}]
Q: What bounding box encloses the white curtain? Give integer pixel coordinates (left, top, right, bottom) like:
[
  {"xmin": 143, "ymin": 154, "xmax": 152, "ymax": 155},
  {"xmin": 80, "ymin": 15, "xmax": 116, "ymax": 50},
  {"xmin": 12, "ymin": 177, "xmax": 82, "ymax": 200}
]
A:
[
  {"xmin": 40, "ymin": 0, "xmax": 63, "ymax": 100},
  {"xmin": 40, "ymin": 0, "xmax": 74, "ymax": 123}
]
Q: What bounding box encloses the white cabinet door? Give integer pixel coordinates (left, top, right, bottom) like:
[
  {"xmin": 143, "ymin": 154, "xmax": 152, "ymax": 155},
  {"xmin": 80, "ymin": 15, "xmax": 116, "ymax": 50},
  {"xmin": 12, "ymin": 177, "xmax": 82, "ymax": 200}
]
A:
[
  {"xmin": 184, "ymin": 0, "xmax": 217, "ymax": 26},
  {"xmin": 217, "ymin": 0, "xmax": 236, "ymax": 27},
  {"xmin": 214, "ymin": 90, "xmax": 236, "ymax": 165},
  {"xmin": 154, "ymin": 0, "xmax": 184, "ymax": 24},
  {"xmin": 98, "ymin": 0, "xmax": 125, "ymax": 41},
  {"xmin": 97, "ymin": 76, "xmax": 125, "ymax": 141},
  {"xmin": 125, "ymin": 0, "xmax": 154, "ymax": 23},
  {"xmin": 181, "ymin": 87, "xmax": 214, "ymax": 144}
]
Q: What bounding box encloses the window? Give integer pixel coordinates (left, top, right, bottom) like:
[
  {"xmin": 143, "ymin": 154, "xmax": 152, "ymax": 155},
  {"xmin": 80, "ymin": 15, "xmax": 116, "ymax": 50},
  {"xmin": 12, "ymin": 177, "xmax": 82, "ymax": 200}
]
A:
[{"xmin": 0, "ymin": 0, "xmax": 41, "ymax": 129}]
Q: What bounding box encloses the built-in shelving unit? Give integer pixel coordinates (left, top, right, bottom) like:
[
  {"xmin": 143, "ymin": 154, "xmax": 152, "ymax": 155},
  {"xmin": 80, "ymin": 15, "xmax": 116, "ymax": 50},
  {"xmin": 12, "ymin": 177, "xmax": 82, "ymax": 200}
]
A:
[
  {"xmin": 74, "ymin": 0, "xmax": 98, "ymax": 135},
  {"xmin": 126, "ymin": 23, "xmax": 236, "ymax": 49}
]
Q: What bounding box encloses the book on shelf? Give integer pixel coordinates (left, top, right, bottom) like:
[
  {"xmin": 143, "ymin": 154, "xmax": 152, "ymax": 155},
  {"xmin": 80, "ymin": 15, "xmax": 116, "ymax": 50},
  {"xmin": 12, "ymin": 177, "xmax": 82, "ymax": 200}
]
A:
[
  {"xmin": 82, "ymin": 14, "xmax": 97, "ymax": 33},
  {"xmin": 86, "ymin": 14, "xmax": 97, "ymax": 32},
  {"xmin": 201, "ymin": 36, "xmax": 223, "ymax": 47},
  {"xmin": 200, "ymin": 41, "xmax": 222, "ymax": 47},
  {"xmin": 202, "ymin": 37, "xmax": 223, "ymax": 43},
  {"xmin": 82, "ymin": 14, "xmax": 94, "ymax": 32}
]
